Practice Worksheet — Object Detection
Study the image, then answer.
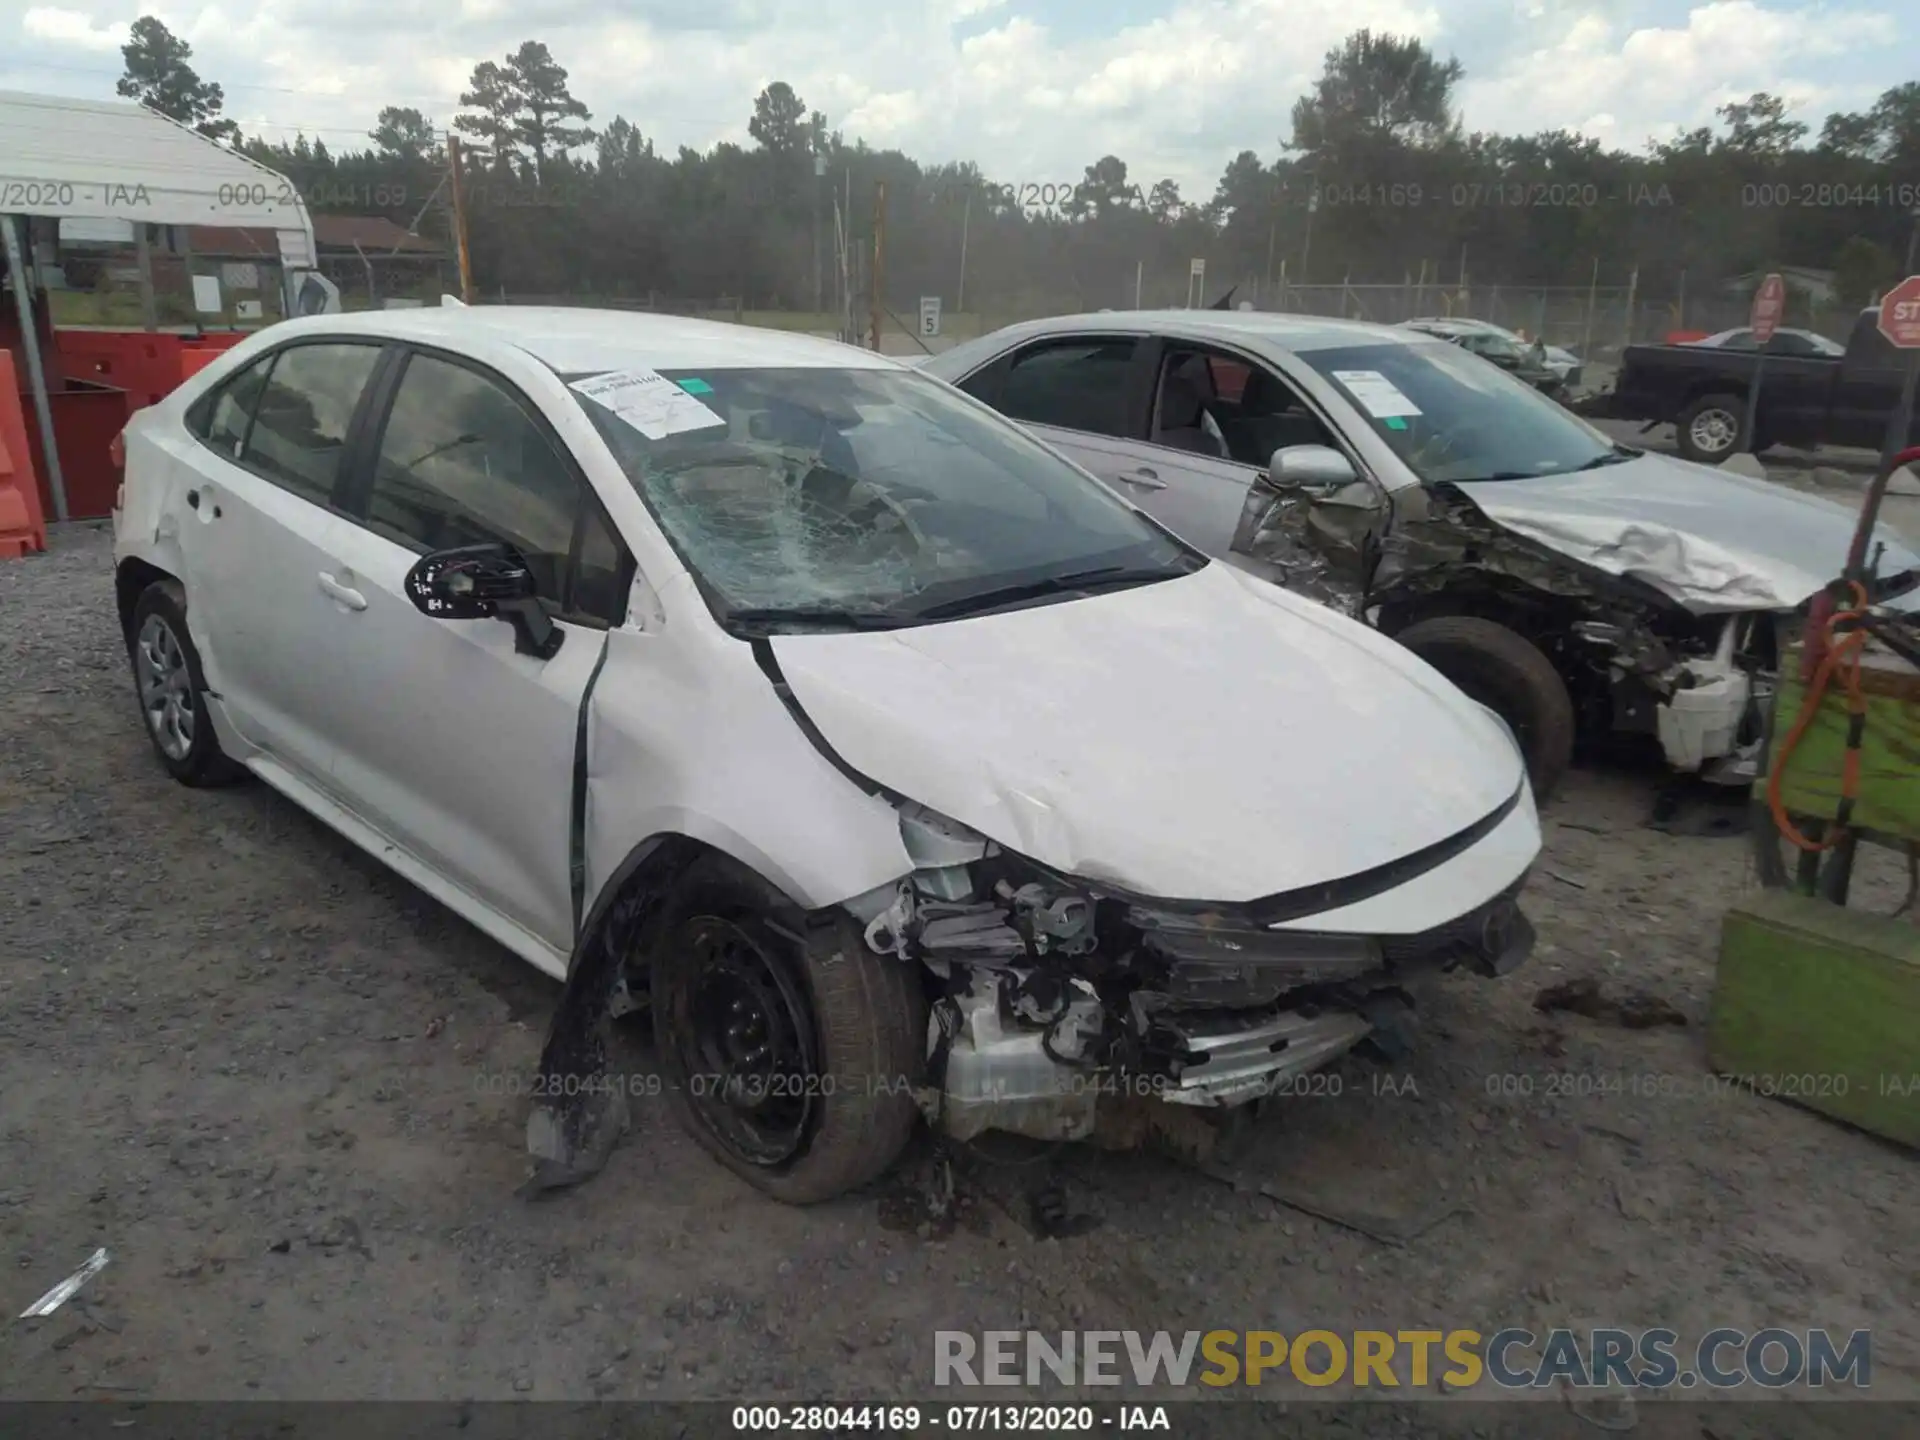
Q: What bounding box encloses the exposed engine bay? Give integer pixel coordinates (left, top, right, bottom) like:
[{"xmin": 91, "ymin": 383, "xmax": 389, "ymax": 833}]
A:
[
  {"xmin": 844, "ymin": 804, "xmax": 1535, "ymax": 1145},
  {"xmin": 1235, "ymin": 476, "xmax": 1801, "ymax": 782},
  {"xmin": 1382, "ymin": 489, "xmax": 1796, "ymax": 784}
]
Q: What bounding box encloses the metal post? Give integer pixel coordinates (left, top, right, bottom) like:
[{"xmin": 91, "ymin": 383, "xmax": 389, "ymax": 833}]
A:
[
  {"xmin": 1745, "ymin": 351, "xmax": 1768, "ymax": 455},
  {"xmin": 1846, "ymin": 349, "xmax": 1920, "ymax": 580},
  {"xmin": 1134, "ymin": 260, "xmax": 1143, "ymax": 309},
  {"xmin": 812, "ymin": 154, "xmax": 825, "ymax": 315},
  {"xmin": 447, "ymin": 136, "xmax": 476, "ymax": 305},
  {"xmin": 354, "ymin": 241, "xmax": 376, "ymax": 307},
  {"xmin": 869, "ymin": 180, "xmax": 886, "ymax": 353},
  {"xmin": 3, "ymin": 214, "xmax": 68, "ymax": 522},
  {"xmin": 179, "ymin": 227, "xmax": 197, "ymax": 330},
  {"xmin": 1264, "ymin": 181, "xmax": 1278, "ymax": 299},
  {"xmin": 1621, "ymin": 265, "xmax": 1639, "ymax": 353},
  {"xmin": 1298, "ymin": 178, "xmax": 1316, "ymax": 287},
  {"xmin": 1579, "ymin": 256, "xmax": 1599, "ymax": 359},
  {"xmin": 956, "ymin": 188, "xmax": 970, "ymax": 314},
  {"xmin": 133, "ymin": 222, "xmax": 159, "ymax": 330}
]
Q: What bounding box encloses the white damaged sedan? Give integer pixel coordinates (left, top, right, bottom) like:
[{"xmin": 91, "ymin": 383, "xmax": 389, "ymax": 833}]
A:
[{"xmin": 111, "ymin": 306, "xmax": 1541, "ymax": 1202}]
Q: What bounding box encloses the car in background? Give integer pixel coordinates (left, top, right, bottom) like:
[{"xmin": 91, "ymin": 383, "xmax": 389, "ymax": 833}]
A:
[
  {"xmin": 1684, "ymin": 327, "xmax": 1845, "ymax": 357},
  {"xmin": 1402, "ymin": 316, "xmax": 1583, "ymax": 388},
  {"xmin": 1401, "ymin": 320, "xmax": 1568, "ymax": 398},
  {"xmin": 920, "ymin": 309, "xmax": 1920, "ymax": 800},
  {"xmin": 110, "ymin": 305, "xmax": 1542, "ymax": 1205},
  {"xmin": 1590, "ymin": 307, "xmax": 1917, "ymax": 463}
]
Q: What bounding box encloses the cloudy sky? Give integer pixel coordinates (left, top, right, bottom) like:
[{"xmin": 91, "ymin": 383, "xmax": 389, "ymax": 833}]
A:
[{"xmin": 1, "ymin": 0, "xmax": 1906, "ymax": 197}]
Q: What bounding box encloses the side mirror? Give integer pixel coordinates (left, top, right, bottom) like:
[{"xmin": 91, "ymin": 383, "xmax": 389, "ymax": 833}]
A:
[
  {"xmin": 1268, "ymin": 444, "xmax": 1358, "ymax": 492},
  {"xmin": 404, "ymin": 542, "xmax": 564, "ymax": 660}
]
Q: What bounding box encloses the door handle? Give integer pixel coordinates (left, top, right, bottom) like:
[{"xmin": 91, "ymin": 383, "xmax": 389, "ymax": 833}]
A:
[
  {"xmin": 317, "ymin": 572, "xmax": 367, "ymax": 611},
  {"xmin": 1117, "ymin": 466, "xmax": 1166, "ymax": 490}
]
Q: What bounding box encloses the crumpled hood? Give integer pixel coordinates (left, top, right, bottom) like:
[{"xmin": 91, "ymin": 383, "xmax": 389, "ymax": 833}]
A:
[
  {"xmin": 1454, "ymin": 453, "xmax": 1920, "ymax": 614},
  {"xmin": 767, "ymin": 563, "xmax": 1525, "ymax": 905}
]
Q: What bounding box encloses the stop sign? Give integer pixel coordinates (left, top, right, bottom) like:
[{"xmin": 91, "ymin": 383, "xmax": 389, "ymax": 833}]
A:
[
  {"xmin": 1878, "ymin": 275, "xmax": 1920, "ymax": 348},
  {"xmin": 1750, "ymin": 272, "xmax": 1787, "ymax": 343}
]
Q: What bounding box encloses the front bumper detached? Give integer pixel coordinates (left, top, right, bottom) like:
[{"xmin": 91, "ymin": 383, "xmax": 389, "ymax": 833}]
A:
[{"xmin": 919, "ymin": 879, "xmax": 1536, "ymax": 1144}]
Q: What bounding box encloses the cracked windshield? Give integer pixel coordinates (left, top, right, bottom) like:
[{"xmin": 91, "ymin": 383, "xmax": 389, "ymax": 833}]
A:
[
  {"xmin": 6, "ymin": 0, "xmax": 1920, "ymax": 1430},
  {"xmin": 568, "ymin": 366, "xmax": 1194, "ymax": 627}
]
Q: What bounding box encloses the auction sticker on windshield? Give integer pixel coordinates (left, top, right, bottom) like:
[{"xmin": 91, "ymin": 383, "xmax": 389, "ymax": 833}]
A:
[
  {"xmin": 570, "ymin": 368, "xmax": 725, "ymax": 439},
  {"xmin": 1331, "ymin": 370, "xmax": 1421, "ymax": 419}
]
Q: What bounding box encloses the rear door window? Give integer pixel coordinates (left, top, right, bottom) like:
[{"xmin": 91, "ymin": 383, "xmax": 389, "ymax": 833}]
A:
[
  {"xmin": 997, "ymin": 338, "xmax": 1139, "ymax": 437},
  {"xmin": 238, "ymin": 343, "xmax": 384, "ymax": 506}
]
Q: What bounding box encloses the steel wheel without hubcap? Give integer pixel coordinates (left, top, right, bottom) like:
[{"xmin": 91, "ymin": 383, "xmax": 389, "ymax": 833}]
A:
[
  {"xmin": 1688, "ymin": 407, "xmax": 1738, "ymax": 457},
  {"xmin": 664, "ymin": 915, "xmax": 820, "ymax": 1168},
  {"xmin": 135, "ymin": 613, "xmax": 196, "ymax": 761}
]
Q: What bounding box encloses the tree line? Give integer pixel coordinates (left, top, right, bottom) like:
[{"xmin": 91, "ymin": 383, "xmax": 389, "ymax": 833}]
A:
[{"xmin": 114, "ymin": 18, "xmax": 1920, "ymax": 313}]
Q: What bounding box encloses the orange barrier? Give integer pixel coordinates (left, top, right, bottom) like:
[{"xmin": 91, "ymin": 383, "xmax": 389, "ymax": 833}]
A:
[
  {"xmin": 58, "ymin": 329, "xmax": 248, "ymax": 408},
  {"xmin": 0, "ymin": 350, "xmax": 50, "ymax": 559}
]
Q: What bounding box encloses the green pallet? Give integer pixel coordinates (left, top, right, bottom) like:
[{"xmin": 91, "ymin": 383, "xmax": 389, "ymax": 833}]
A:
[{"xmin": 1711, "ymin": 890, "xmax": 1920, "ymax": 1148}]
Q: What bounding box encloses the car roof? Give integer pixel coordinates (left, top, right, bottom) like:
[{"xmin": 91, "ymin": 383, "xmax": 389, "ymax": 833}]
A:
[
  {"xmin": 260, "ymin": 305, "xmax": 903, "ymax": 373},
  {"xmin": 940, "ymin": 308, "xmax": 1429, "ymax": 356}
]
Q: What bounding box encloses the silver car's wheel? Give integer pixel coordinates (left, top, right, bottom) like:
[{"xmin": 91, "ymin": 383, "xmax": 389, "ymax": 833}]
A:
[
  {"xmin": 135, "ymin": 612, "xmax": 195, "ymax": 760},
  {"xmin": 125, "ymin": 578, "xmax": 244, "ymax": 787}
]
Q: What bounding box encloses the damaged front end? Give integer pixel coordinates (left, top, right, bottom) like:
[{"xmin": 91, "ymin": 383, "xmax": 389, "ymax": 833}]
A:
[
  {"xmin": 846, "ymin": 803, "xmax": 1534, "ymax": 1146},
  {"xmin": 1370, "ymin": 486, "xmax": 1791, "ymax": 782}
]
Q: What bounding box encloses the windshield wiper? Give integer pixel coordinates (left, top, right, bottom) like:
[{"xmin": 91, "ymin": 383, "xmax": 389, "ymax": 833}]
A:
[
  {"xmin": 907, "ymin": 562, "xmax": 1196, "ymax": 622},
  {"xmin": 1460, "ymin": 446, "xmax": 1641, "ymax": 483},
  {"xmin": 723, "ymin": 605, "xmax": 909, "ymax": 634},
  {"xmin": 1570, "ymin": 445, "xmax": 1641, "ymax": 471}
]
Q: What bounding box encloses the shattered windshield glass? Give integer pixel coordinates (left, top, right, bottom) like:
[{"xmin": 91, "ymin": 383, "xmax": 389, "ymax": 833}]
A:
[
  {"xmin": 1298, "ymin": 340, "xmax": 1623, "ymax": 484},
  {"xmin": 567, "ymin": 365, "xmax": 1196, "ymax": 630}
]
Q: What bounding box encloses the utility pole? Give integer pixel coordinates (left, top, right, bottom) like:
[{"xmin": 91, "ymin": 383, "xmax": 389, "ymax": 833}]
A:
[
  {"xmin": 1264, "ymin": 177, "xmax": 1279, "ymax": 300},
  {"xmin": 812, "ymin": 152, "xmax": 825, "ymax": 314},
  {"xmin": 869, "ymin": 180, "xmax": 886, "ymax": 352},
  {"xmin": 1579, "ymin": 255, "xmax": 1600, "ymax": 360},
  {"xmin": 447, "ymin": 135, "xmax": 476, "ymax": 304},
  {"xmin": 956, "ymin": 186, "xmax": 971, "ymax": 314},
  {"xmin": 1299, "ymin": 178, "xmax": 1317, "ymax": 288},
  {"xmin": 1621, "ymin": 264, "xmax": 1639, "ymax": 352}
]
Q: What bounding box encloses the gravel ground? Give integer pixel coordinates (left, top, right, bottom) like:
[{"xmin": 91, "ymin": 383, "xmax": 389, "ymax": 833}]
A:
[{"xmin": 2, "ymin": 518, "xmax": 1917, "ymax": 1414}]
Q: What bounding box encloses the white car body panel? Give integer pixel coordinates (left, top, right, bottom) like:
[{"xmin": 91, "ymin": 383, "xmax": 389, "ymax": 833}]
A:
[
  {"xmin": 114, "ymin": 305, "xmax": 1539, "ymax": 969},
  {"xmin": 1268, "ymin": 779, "xmax": 1539, "ymax": 934},
  {"xmin": 770, "ymin": 562, "xmax": 1528, "ymax": 918},
  {"xmin": 110, "ymin": 304, "xmax": 1560, "ymax": 1185},
  {"xmin": 317, "ymin": 514, "xmax": 607, "ymax": 948}
]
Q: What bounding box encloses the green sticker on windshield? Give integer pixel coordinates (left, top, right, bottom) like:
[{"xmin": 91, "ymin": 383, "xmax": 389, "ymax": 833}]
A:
[
  {"xmin": 677, "ymin": 378, "xmax": 713, "ymax": 395},
  {"xmin": 1384, "ymin": 416, "xmax": 1408, "ymax": 430}
]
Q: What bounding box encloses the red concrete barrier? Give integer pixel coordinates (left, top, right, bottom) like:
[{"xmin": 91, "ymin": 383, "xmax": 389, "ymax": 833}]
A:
[
  {"xmin": 0, "ymin": 351, "xmax": 49, "ymax": 559},
  {"xmin": 180, "ymin": 347, "xmax": 224, "ymax": 383},
  {"xmin": 58, "ymin": 329, "xmax": 248, "ymax": 408}
]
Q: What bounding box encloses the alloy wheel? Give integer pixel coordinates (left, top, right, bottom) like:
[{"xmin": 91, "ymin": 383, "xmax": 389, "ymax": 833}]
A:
[
  {"xmin": 135, "ymin": 613, "xmax": 196, "ymax": 761},
  {"xmin": 1689, "ymin": 407, "xmax": 1738, "ymax": 457}
]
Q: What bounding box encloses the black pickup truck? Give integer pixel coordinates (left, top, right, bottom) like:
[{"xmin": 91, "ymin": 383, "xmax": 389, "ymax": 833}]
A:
[{"xmin": 1583, "ymin": 306, "xmax": 1917, "ymax": 464}]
